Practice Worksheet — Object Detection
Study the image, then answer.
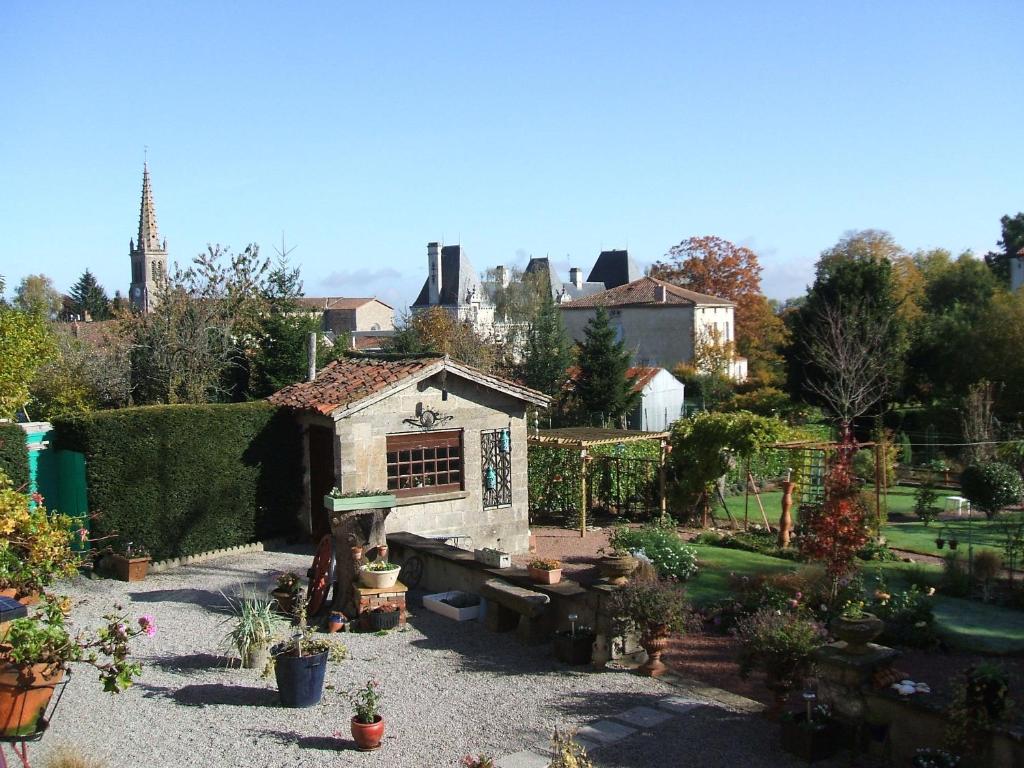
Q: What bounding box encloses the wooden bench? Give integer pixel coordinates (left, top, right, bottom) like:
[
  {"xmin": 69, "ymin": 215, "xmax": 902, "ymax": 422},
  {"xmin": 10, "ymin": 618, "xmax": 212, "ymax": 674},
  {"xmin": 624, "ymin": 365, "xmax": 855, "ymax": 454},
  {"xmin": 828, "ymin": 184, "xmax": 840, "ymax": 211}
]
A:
[{"xmin": 480, "ymin": 579, "xmax": 551, "ymax": 644}]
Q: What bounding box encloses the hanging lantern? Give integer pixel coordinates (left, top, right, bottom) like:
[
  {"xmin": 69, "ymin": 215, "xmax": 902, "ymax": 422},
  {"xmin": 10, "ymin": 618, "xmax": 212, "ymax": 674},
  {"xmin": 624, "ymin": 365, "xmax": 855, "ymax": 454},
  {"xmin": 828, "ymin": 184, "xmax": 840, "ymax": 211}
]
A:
[
  {"xmin": 485, "ymin": 466, "xmax": 497, "ymax": 490},
  {"xmin": 500, "ymin": 429, "xmax": 511, "ymax": 454}
]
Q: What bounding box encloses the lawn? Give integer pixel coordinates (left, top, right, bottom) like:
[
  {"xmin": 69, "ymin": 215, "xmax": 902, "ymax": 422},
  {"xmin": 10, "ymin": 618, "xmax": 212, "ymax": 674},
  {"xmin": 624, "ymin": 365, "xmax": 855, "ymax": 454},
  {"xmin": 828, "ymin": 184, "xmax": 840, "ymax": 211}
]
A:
[{"xmin": 718, "ymin": 484, "xmax": 1022, "ymax": 560}]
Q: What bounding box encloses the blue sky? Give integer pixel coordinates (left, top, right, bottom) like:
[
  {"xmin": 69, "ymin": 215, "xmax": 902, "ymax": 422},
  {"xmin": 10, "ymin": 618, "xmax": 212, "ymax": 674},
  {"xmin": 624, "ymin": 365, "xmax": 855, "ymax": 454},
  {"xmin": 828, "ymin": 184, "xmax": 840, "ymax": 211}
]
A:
[{"xmin": 2, "ymin": 2, "xmax": 1021, "ymax": 310}]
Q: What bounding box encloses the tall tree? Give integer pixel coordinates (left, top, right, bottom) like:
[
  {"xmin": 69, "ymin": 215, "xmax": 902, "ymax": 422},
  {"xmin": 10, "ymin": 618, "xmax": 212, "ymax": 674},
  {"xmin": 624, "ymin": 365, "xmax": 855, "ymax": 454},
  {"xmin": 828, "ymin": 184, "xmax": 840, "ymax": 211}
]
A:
[
  {"xmin": 519, "ymin": 291, "xmax": 572, "ymax": 398},
  {"xmin": 0, "ymin": 306, "xmax": 55, "ymax": 418},
  {"xmin": 787, "ymin": 249, "xmax": 907, "ymax": 425},
  {"xmin": 650, "ymin": 235, "xmax": 788, "ymax": 386},
  {"xmin": 386, "ymin": 307, "xmax": 495, "ymax": 371},
  {"xmin": 68, "ymin": 269, "xmax": 111, "ymax": 320},
  {"xmin": 573, "ymin": 308, "xmax": 639, "ymax": 425},
  {"xmin": 14, "ymin": 274, "xmax": 63, "ymax": 320},
  {"xmin": 984, "ymin": 213, "xmax": 1024, "ymax": 285}
]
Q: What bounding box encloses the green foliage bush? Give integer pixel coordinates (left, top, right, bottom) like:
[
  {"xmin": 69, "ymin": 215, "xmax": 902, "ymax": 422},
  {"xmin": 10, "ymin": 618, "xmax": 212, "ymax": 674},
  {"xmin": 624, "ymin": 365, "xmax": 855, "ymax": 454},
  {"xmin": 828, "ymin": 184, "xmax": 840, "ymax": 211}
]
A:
[
  {"xmin": 0, "ymin": 423, "xmax": 28, "ymax": 489},
  {"xmin": 608, "ymin": 521, "xmax": 699, "ymax": 581},
  {"xmin": 53, "ymin": 402, "xmax": 302, "ymax": 560},
  {"xmin": 960, "ymin": 462, "xmax": 1024, "ymax": 519},
  {"xmin": 870, "ymin": 576, "xmax": 937, "ymax": 648}
]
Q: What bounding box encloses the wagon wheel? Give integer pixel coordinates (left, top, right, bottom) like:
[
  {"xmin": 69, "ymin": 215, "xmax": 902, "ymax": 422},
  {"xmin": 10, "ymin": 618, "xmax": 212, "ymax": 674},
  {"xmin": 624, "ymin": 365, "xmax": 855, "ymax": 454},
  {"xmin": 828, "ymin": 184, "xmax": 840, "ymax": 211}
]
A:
[
  {"xmin": 306, "ymin": 534, "xmax": 336, "ymax": 617},
  {"xmin": 400, "ymin": 554, "xmax": 424, "ymax": 590}
]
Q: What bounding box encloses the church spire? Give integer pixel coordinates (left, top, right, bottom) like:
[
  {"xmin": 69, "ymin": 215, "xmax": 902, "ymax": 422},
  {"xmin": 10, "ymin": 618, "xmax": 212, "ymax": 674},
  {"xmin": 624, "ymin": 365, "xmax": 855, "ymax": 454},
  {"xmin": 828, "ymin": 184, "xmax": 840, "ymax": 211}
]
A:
[{"xmin": 137, "ymin": 162, "xmax": 162, "ymax": 251}]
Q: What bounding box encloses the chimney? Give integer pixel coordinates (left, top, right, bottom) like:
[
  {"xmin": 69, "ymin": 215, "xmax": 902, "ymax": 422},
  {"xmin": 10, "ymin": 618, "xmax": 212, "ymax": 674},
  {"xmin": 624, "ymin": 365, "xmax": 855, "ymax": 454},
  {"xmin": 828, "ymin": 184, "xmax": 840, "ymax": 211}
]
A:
[
  {"xmin": 307, "ymin": 332, "xmax": 317, "ymax": 382},
  {"xmin": 494, "ymin": 265, "xmax": 510, "ymax": 288},
  {"xmin": 569, "ymin": 267, "xmax": 583, "ymax": 289},
  {"xmin": 654, "ymin": 284, "xmax": 667, "ymax": 303},
  {"xmin": 427, "ymin": 242, "xmax": 442, "ymax": 304}
]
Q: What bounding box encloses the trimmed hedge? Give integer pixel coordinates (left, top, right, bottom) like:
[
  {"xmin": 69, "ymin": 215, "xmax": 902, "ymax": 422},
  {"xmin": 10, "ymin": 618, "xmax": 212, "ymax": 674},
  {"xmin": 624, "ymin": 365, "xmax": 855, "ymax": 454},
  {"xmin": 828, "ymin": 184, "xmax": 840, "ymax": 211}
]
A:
[
  {"xmin": 53, "ymin": 402, "xmax": 303, "ymax": 560},
  {"xmin": 0, "ymin": 423, "xmax": 28, "ymax": 489}
]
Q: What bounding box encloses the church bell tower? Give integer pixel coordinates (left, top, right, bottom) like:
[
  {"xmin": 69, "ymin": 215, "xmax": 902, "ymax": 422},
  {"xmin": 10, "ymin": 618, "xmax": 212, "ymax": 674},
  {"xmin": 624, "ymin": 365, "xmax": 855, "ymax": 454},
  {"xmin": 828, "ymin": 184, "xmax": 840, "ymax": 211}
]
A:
[{"xmin": 128, "ymin": 162, "xmax": 167, "ymax": 313}]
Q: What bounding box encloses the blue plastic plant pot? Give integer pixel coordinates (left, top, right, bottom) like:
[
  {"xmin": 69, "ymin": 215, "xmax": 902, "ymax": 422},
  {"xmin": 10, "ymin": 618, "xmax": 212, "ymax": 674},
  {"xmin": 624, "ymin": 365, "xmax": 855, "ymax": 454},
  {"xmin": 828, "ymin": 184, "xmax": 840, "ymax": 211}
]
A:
[
  {"xmin": 0, "ymin": 597, "xmax": 28, "ymax": 625},
  {"xmin": 273, "ymin": 649, "xmax": 328, "ymax": 708}
]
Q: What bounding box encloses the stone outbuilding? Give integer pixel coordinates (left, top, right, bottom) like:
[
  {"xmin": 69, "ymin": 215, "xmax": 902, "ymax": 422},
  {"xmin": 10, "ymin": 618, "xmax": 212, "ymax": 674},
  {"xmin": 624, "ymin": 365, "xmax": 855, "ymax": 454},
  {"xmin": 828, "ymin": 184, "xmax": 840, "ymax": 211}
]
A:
[{"xmin": 268, "ymin": 353, "xmax": 548, "ymax": 553}]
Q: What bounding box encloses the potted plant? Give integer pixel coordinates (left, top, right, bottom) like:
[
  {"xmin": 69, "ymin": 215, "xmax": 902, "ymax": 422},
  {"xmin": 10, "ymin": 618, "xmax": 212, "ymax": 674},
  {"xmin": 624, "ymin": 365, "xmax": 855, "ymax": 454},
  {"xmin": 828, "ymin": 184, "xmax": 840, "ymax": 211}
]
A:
[
  {"xmin": 553, "ymin": 615, "xmax": 596, "ymax": 666},
  {"xmin": 324, "ymin": 488, "xmax": 396, "ymax": 513},
  {"xmin": 607, "ymin": 578, "xmax": 688, "ymax": 677},
  {"xmin": 362, "ymin": 605, "xmax": 400, "ymax": 632},
  {"xmin": 347, "ymin": 679, "xmax": 384, "ymax": 751},
  {"xmin": 734, "ymin": 606, "xmax": 825, "ymax": 717},
  {"xmin": 0, "ymin": 597, "xmax": 152, "ymax": 736},
  {"xmin": 221, "ymin": 590, "xmax": 282, "ymax": 670},
  {"xmin": 780, "ymin": 701, "xmax": 840, "ymax": 762},
  {"xmin": 600, "ymin": 529, "xmax": 640, "ymax": 585},
  {"xmin": 270, "ymin": 572, "xmax": 302, "ymax": 617},
  {"xmin": 359, "ymin": 560, "xmax": 402, "ymax": 590},
  {"xmin": 527, "ymin": 558, "xmax": 563, "ymax": 585},
  {"xmin": 963, "ymin": 662, "xmax": 1010, "ymax": 720},
  {"xmin": 461, "ymin": 755, "xmax": 495, "ymax": 768},
  {"xmin": 474, "ymin": 547, "xmax": 511, "ymax": 569},
  {"xmin": 271, "ymin": 604, "xmax": 347, "ymax": 708},
  {"xmin": 109, "ymin": 542, "xmax": 152, "ymax": 582},
  {"xmin": 830, "ymin": 600, "xmax": 884, "ymax": 654},
  {"xmin": 327, "ymin": 610, "xmax": 347, "ymax": 633}
]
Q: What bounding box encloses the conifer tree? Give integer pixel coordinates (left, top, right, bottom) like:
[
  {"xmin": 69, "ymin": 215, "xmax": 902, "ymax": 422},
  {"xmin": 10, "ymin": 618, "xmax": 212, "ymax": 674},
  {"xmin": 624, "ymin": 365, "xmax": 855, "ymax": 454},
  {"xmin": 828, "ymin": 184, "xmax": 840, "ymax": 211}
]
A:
[
  {"xmin": 520, "ymin": 291, "xmax": 572, "ymax": 398},
  {"xmin": 69, "ymin": 269, "xmax": 111, "ymax": 320},
  {"xmin": 575, "ymin": 307, "xmax": 639, "ymax": 425}
]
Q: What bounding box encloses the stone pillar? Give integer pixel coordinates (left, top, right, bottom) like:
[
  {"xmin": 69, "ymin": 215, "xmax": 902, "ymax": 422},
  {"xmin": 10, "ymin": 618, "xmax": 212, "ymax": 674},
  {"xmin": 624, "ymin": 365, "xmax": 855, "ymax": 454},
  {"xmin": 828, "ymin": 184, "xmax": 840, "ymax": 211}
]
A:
[{"xmin": 813, "ymin": 642, "xmax": 900, "ymax": 721}]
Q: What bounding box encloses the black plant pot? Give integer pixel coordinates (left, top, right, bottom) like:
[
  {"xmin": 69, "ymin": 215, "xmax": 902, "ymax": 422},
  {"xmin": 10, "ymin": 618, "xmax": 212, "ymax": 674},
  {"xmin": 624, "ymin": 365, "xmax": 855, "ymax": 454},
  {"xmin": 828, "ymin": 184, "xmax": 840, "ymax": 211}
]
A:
[
  {"xmin": 553, "ymin": 631, "xmax": 595, "ymax": 665},
  {"xmin": 948, "ymin": 540, "xmax": 959, "ymax": 550},
  {"xmin": 780, "ymin": 713, "xmax": 841, "ymax": 763},
  {"xmin": 273, "ymin": 649, "xmax": 328, "ymax": 708},
  {"xmin": 935, "ymin": 539, "xmax": 945, "ymax": 549},
  {"xmin": 363, "ymin": 609, "xmax": 400, "ymax": 632}
]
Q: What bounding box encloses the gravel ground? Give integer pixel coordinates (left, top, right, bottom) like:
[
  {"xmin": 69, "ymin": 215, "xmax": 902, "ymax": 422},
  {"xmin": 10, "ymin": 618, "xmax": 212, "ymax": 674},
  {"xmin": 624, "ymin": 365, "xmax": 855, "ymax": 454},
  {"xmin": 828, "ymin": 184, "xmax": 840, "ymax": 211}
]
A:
[{"xmin": 23, "ymin": 548, "xmax": 848, "ymax": 768}]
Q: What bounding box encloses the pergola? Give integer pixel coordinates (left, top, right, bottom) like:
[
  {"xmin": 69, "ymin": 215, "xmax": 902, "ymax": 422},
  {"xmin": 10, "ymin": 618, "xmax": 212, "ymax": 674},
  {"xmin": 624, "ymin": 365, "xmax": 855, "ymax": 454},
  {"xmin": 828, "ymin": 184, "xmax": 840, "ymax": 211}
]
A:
[{"xmin": 527, "ymin": 427, "xmax": 670, "ymax": 537}]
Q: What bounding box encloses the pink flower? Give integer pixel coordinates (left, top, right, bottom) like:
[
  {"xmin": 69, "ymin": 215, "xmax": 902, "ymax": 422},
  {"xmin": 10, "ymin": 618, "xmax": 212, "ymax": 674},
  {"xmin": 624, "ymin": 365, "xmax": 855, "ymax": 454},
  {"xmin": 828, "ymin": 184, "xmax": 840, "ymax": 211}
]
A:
[
  {"xmin": 116, "ymin": 623, "xmax": 128, "ymax": 638},
  {"xmin": 138, "ymin": 615, "xmax": 156, "ymax": 637},
  {"xmin": 30, "ymin": 492, "xmax": 44, "ymax": 505},
  {"xmin": 78, "ymin": 528, "xmax": 89, "ymax": 542}
]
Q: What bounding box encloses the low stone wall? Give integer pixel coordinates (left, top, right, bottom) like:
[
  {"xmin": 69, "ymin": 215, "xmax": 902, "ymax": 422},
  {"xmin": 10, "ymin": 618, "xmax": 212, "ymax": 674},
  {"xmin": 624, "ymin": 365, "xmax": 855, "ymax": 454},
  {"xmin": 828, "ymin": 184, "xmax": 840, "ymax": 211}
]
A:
[
  {"xmin": 387, "ymin": 531, "xmax": 641, "ymax": 664},
  {"xmin": 814, "ymin": 642, "xmax": 1024, "ymax": 768}
]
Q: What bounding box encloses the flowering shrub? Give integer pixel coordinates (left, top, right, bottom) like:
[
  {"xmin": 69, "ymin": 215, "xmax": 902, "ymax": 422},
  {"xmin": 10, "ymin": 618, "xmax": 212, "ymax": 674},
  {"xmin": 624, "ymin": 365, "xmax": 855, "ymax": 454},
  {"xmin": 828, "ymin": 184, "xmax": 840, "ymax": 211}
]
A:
[
  {"xmin": 4, "ymin": 597, "xmax": 150, "ymax": 692},
  {"xmin": 0, "ymin": 472, "xmax": 80, "ymax": 596},
  {"xmin": 608, "ymin": 522, "xmax": 698, "ymax": 581},
  {"xmin": 608, "ymin": 578, "xmax": 689, "ymax": 636},
  {"xmin": 528, "ymin": 558, "xmax": 561, "ymax": 571},
  {"xmin": 960, "ymin": 462, "xmax": 1023, "ymax": 519},
  {"xmin": 733, "ymin": 606, "xmax": 825, "ymax": 685}
]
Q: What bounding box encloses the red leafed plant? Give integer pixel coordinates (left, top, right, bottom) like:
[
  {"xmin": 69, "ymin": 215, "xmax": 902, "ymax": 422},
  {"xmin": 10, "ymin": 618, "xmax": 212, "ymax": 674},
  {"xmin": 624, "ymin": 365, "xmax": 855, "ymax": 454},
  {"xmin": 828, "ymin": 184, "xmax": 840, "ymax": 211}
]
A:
[{"xmin": 798, "ymin": 428, "xmax": 868, "ymax": 590}]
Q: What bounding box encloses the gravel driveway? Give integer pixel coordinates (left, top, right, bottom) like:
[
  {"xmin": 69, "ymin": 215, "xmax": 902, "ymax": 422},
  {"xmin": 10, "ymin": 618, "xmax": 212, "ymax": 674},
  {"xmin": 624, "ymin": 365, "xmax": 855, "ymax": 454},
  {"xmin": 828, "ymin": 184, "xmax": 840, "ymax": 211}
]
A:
[{"xmin": 22, "ymin": 548, "xmax": 848, "ymax": 768}]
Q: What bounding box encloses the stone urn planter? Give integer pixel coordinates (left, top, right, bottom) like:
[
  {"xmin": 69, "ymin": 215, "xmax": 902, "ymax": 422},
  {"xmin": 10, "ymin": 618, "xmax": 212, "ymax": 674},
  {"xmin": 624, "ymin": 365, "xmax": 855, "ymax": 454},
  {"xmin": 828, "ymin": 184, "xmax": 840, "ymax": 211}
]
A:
[
  {"xmin": 637, "ymin": 624, "xmax": 670, "ymax": 677},
  {"xmin": 830, "ymin": 613, "xmax": 884, "ymax": 654},
  {"xmin": 596, "ymin": 553, "xmax": 638, "ymax": 585}
]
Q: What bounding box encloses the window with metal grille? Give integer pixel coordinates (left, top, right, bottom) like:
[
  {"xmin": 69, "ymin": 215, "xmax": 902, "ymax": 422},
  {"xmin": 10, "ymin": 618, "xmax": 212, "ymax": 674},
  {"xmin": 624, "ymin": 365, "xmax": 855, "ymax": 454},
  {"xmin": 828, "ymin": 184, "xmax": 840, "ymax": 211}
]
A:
[
  {"xmin": 386, "ymin": 430, "xmax": 463, "ymax": 498},
  {"xmin": 481, "ymin": 428, "xmax": 512, "ymax": 509}
]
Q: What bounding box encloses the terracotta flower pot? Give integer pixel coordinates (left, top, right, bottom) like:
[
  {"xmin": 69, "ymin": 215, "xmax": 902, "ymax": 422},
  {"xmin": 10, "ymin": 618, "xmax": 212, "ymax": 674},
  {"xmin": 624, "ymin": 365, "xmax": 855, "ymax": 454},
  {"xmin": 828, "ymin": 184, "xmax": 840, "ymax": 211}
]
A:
[
  {"xmin": 110, "ymin": 555, "xmax": 150, "ymax": 582},
  {"xmin": 528, "ymin": 567, "xmax": 562, "ymax": 585},
  {"xmin": 327, "ymin": 612, "xmax": 346, "ymax": 633},
  {"xmin": 0, "ymin": 589, "xmax": 16, "ymax": 599},
  {"xmin": 0, "ymin": 664, "xmax": 64, "ymax": 737},
  {"xmin": 597, "ymin": 554, "xmax": 638, "ymax": 585},
  {"xmin": 831, "ymin": 613, "xmax": 884, "ymax": 654},
  {"xmin": 637, "ymin": 625, "xmax": 670, "ymax": 677},
  {"xmin": 351, "ymin": 714, "xmax": 385, "ymax": 751},
  {"xmin": 271, "ymin": 589, "xmax": 296, "ymax": 617}
]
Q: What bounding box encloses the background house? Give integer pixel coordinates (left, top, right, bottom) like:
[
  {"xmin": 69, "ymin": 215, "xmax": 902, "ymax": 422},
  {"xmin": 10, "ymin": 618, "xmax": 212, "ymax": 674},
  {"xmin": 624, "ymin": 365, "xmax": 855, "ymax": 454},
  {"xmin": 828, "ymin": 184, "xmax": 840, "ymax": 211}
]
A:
[
  {"xmin": 295, "ymin": 296, "xmax": 394, "ymax": 335},
  {"xmin": 410, "ymin": 242, "xmax": 496, "ymax": 337},
  {"xmin": 269, "ymin": 353, "xmax": 548, "ymax": 552},
  {"xmin": 560, "ymin": 276, "xmax": 747, "ymax": 380}
]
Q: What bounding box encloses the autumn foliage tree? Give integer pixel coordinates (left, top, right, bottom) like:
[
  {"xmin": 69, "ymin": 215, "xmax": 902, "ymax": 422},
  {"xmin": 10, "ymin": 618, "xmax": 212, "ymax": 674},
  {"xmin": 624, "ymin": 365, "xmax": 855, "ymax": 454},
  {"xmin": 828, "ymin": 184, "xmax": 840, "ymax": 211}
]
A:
[{"xmin": 650, "ymin": 236, "xmax": 788, "ymax": 386}]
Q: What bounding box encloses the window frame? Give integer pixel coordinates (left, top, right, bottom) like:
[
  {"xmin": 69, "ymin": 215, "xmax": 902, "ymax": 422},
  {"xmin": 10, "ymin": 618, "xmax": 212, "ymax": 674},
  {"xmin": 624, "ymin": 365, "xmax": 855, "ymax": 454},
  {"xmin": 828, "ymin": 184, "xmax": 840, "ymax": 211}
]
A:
[{"xmin": 385, "ymin": 429, "xmax": 464, "ymax": 499}]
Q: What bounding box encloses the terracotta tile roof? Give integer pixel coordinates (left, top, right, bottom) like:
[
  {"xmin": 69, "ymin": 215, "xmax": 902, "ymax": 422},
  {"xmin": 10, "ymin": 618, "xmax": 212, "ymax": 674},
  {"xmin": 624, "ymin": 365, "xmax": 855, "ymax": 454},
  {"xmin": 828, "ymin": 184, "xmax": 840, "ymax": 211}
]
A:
[
  {"xmin": 294, "ymin": 297, "xmax": 392, "ymax": 311},
  {"xmin": 566, "ymin": 365, "xmax": 664, "ymax": 393},
  {"xmin": 268, "ymin": 354, "xmax": 548, "ymax": 416},
  {"xmin": 57, "ymin": 320, "xmax": 127, "ymax": 351},
  {"xmin": 560, "ymin": 276, "xmax": 733, "ymax": 309}
]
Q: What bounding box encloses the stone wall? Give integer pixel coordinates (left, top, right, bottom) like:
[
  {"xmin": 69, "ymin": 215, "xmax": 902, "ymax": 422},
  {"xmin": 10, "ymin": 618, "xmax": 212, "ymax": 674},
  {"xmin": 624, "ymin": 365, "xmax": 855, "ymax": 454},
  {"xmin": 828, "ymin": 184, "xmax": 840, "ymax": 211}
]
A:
[{"xmin": 335, "ymin": 373, "xmax": 531, "ymax": 553}]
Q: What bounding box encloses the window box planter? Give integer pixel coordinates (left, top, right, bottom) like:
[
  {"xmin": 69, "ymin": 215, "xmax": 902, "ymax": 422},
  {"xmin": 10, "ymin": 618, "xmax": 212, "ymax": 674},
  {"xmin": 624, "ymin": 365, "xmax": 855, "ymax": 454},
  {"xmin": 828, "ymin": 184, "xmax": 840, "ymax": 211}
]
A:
[
  {"xmin": 423, "ymin": 591, "xmax": 481, "ymax": 622},
  {"xmin": 324, "ymin": 493, "xmax": 397, "ymax": 513},
  {"xmin": 528, "ymin": 566, "xmax": 562, "ymax": 585},
  {"xmin": 553, "ymin": 630, "xmax": 596, "ymax": 665},
  {"xmin": 474, "ymin": 549, "xmax": 511, "ymax": 568},
  {"xmin": 110, "ymin": 554, "xmax": 151, "ymax": 582},
  {"xmin": 780, "ymin": 712, "xmax": 841, "ymax": 763}
]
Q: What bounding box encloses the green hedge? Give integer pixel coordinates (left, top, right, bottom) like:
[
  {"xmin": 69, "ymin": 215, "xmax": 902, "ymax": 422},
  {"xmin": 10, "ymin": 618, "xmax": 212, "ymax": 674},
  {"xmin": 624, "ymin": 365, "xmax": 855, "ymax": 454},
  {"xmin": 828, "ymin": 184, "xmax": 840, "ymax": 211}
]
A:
[
  {"xmin": 53, "ymin": 402, "xmax": 303, "ymax": 560},
  {"xmin": 0, "ymin": 423, "xmax": 28, "ymax": 489}
]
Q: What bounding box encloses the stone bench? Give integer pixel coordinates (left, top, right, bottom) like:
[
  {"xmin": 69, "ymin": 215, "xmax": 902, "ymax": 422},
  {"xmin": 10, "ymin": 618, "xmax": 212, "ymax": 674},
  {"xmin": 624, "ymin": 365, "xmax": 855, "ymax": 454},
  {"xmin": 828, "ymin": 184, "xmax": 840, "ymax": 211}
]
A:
[{"xmin": 480, "ymin": 579, "xmax": 551, "ymax": 644}]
